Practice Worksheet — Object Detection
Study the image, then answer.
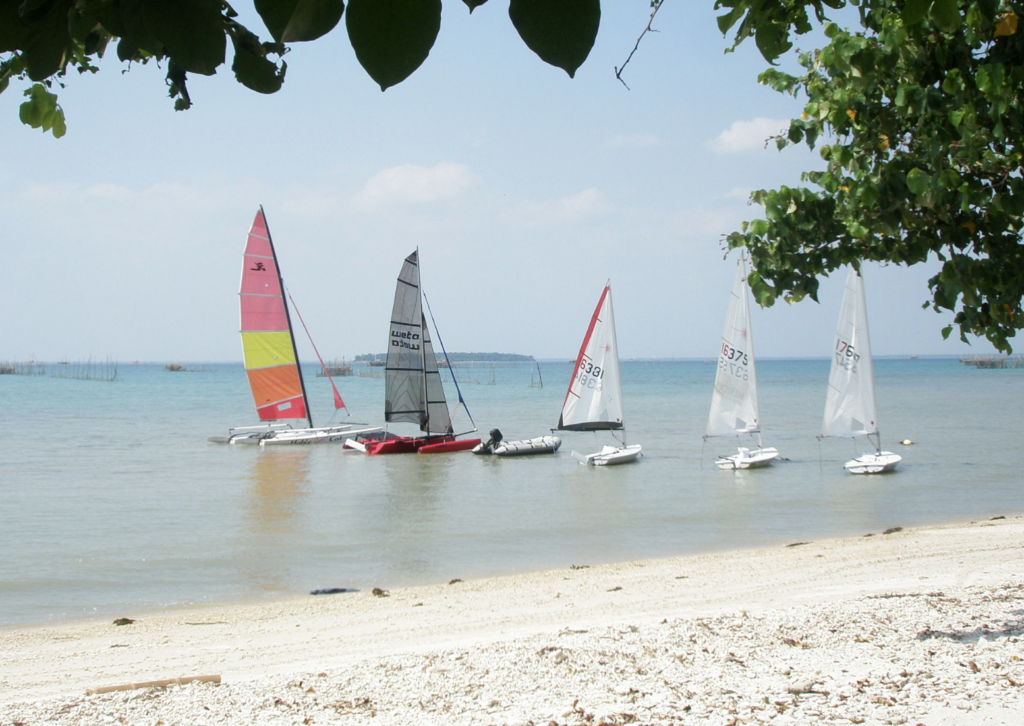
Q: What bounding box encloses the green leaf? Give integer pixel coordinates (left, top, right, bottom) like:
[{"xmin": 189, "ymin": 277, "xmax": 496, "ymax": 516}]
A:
[
  {"xmin": 930, "ymin": 0, "xmax": 961, "ymax": 30},
  {"xmin": 941, "ymin": 325, "xmax": 953, "ymax": 340},
  {"xmin": 20, "ymin": 0, "xmax": 74, "ymax": 81},
  {"xmin": 749, "ymin": 218, "xmax": 770, "ymax": 236},
  {"xmin": 906, "ymin": 168, "xmax": 930, "ymax": 196},
  {"xmin": 346, "ymin": 0, "xmax": 441, "ymax": 91},
  {"xmin": 977, "ymin": 63, "xmax": 1006, "ymax": 96},
  {"xmin": 255, "ymin": 0, "xmax": 344, "ymax": 43},
  {"xmin": 717, "ymin": 7, "xmax": 745, "ymax": 35},
  {"xmin": 19, "ymin": 83, "xmax": 67, "ymax": 138},
  {"xmin": 148, "ymin": 0, "xmax": 226, "ymax": 75},
  {"xmin": 0, "ymin": 0, "xmax": 27, "ymax": 52},
  {"xmin": 463, "ymin": 0, "xmax": 489, "ymax": 12},
  {"xmin": 231, "ymin": 40, "xmax": 287, "ymax": 93},
  {"xmin": 509, "ymin": 0, "xmax": 600, "ymax": 79},
  {"xmin": 901, "ymin": 0, "xmax": 932, "ymax": 26},
  {"xmin": 754, "ymin": 20, "xmax": 792, "ymax": 62}
]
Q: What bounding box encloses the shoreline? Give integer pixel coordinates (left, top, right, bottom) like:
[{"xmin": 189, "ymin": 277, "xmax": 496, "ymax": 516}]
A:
[{"xmin": 3, "ymin": 517, "xmax": 1024, "ymax": 724}]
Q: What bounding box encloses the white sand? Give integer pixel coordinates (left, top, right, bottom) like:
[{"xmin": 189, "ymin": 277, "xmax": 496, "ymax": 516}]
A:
[{"xmin": 2, "ymin": 517, "xmax": 1024, "ymax": 724}]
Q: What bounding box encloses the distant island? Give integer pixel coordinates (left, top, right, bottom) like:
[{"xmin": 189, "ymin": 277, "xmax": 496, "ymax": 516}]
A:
[{"xmin": 355, "ymin": 352, "xmax": 535, "ymax": 363}]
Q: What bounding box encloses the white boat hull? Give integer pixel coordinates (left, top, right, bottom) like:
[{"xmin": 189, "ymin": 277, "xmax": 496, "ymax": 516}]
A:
[
  {"xmin": 473, "ymin": 436, "xmax": 562, "ymax": 456},
  {"xmin": 573, "ymin": 444, "xmax": 643, "ymax": 466},
  {"xmin": 715, "ymin": 446, "xmax": 779, "ymax": 470},
  {"xmin": 845, "ymin": 451, "xmax": 902, "ymax": 474},
  {"xmin": 259, "ymin": 425, "xmax": 383, "ymax": 446}
]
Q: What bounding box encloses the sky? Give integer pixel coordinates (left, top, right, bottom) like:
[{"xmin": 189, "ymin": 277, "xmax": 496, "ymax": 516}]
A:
[{"xmin": 0, "ymin": 2, "xmax": 999, "ymax": 363}]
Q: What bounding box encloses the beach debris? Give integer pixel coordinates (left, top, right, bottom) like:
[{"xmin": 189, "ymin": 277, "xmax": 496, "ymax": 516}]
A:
[
  {"xmin": 882, "ymin": 527, "xmax": 903, "ymax": 535},
  {"xmin": 310, "ymin": 588, "xmax": 357, "ymax": 596},
  {"xmin": 786, "ymin": 542, "xmax": 810, "ymax": 548},
  {"xmin": 992, "ymin": 515, "xmax": 1006, "ymax": 520},
  {"xmin": 449, "ymin": 578, "xmax": 463, "ymax": 585},
  {"xmin": 607, "ymin": 586, "xmax": 623, "ymax": 592},
  {"xmin": 371, "ymin": 587, "xmax": 390, "ymax": 598},
  {"xmin": 786, "ymin": 680, "xmax": 821, "ymax": 695},
  {"xmin": 570, "ymin": 564, "xmax": 590, "ymax": 570},
  {"xmin": 86, "ymin": 674, "xmax": 221, "ymax": 695},
  {"xmin": 112, "ymin": 617, "xmax": 135, "ymax": 626}
]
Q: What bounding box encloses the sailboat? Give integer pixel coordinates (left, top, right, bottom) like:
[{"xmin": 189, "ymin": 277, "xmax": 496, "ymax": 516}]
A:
[
  {"xmin": 557, "ymin": 281, "xmax": 642, "ymax": 465},
  {"xmin": 821, "ymin": 267, "xmax": 901, "ymax": 474},
  {"xmin": 705, "ymin": 254, "xmax": 779, "ymax": 469},
  {"xmin": 359, "ymin": 250, "xmax": 481, "ymax": 455},
  {"xmin": 210, "ymin": 207, "xmax": 380, "ymax": 446}
]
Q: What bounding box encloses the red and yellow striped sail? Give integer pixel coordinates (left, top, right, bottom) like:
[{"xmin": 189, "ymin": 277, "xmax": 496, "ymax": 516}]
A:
[{"xmin": 239, "ymin": 209, "xmax": 308, "ymax": 422}]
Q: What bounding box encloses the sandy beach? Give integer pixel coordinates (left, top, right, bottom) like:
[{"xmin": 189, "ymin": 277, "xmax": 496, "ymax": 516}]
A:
[{"xmin": 2, "ymin": 516, "xmax": 1023, "ymax": 725}]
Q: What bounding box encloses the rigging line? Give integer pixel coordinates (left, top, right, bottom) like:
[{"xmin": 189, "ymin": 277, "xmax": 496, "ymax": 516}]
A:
[
  {"xmin": 421, "ymin": 288, "xmax": 476, "ymax": 430},
  {"xmin": 285, "ymin": 286, "xmax": 349, "ymax": 418}
]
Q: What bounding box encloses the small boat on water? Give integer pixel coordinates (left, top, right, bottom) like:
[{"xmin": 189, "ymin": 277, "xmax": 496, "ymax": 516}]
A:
[
  {"xmin": 556, "ymin": 280, "xmax": 642, "ymax": 466},
  {"xmin": 705, "ymin": 252, "xmax": 779, "ymax": 469},
  {"xmin": 358, "ymin": 249, "xmax": 480, "ymax": 455},
  {"xmin": 821, "ymin": 268, "xmax": 901, "ymax": 474},
  {"xmin": 209, "ymin": 208, "xmax": 380, "ymax": 446},
  {"xmin": 472, "ymin": 429, "xmax": 562, "ymax": 456}
]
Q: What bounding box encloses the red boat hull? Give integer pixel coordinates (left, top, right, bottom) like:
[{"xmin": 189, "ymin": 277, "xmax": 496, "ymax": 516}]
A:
[
  {"xmin": 417, "ymin": 438, "xmax": 481, "ymax": 454},
  {"xmin": 364, "ymin": 435, "xmax": 479, "ymax": 455}
]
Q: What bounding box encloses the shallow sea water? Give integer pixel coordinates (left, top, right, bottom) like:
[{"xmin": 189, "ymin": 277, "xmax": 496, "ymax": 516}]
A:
[{"xmin": 1, "ymin": 358, "xmax": 1021, "ymax": 626}]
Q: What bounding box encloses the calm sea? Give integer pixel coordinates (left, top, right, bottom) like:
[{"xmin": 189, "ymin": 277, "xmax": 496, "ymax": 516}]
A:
[{"xmin": 1, "ymin": 357, "xmax": 1020, "ymax": 627}]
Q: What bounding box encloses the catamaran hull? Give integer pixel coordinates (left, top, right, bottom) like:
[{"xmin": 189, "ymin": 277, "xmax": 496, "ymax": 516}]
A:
[
  {"xmin": 845, "ymin": 452, "xmax": 901, "ymax": 474},
  {"xmin": 418, "ymin": 438, "xmax": 481, "ymax": 454},
  {"xmin": 259, "ymin": 426, "xmax": 383, "ymax": 446},
  {"xmin": 364, "ymin": 435, "xmax": 480, "ymax": 455},
  {"xmin": 574, "ymin": 444, "xmax": 643, "ymax": 466},
  {"xmin": 715, "ymin": 446, "xmax": 779, "ymax": 470},
  {"xmin": 472, "ymin": 436, "xmax": 562, "ymax": 456}
]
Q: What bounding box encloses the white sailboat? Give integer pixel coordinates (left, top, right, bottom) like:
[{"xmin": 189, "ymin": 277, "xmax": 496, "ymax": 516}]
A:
[
  {"xmin": 821, "ymin": 268, "xmax": 901, "ymax": 474},
  {"xmin": 706, "ymin": 254, "xmax": 779, "ymax": 469},
  {"xmin": 557, "ymin": 281, "xmax": 642, "ymax": 466}
]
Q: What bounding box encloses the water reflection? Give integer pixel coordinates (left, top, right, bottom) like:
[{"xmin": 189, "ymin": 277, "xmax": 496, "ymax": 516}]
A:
[
  {"xmin": 240, "ymin": 447, "xmax": 311, "ymax": 595},
  {"xmin": 245, "ymin": 447, "xmax": 311, "ymax": 535}
]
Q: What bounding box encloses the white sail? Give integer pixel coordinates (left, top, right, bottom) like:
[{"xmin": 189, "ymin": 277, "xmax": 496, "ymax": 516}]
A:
[
  {"xmin": 707, "ymin": 255, "xmax": 760, "ymax": 438},
  {"xmin": 822, "ymin": 268, "xmax": 878, "ymax": 438},
  {"xmin": 558, "ymin": 282, "xmax": 625, "ymax": 432}
]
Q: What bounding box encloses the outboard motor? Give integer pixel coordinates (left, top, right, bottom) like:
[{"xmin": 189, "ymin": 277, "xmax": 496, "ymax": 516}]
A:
[{"xmin": 473, "ymin": 428, "xmax": 504, "ymax": 455}]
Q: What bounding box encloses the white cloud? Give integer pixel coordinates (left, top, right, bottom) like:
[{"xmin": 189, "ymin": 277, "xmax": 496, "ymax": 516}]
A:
[
  {"xmin": 706, "ymin": 117, "xmax": 790, "ymax": 153},
  {"xmin": 352, "ymin": 162, "xmax": 474, "ymax": 209},
  {"xmin": 506, "ymin": 188, "xmax": 609, "ymax": 227},
  {"xmin": 604, "ymin": 133, "xmax": 659, "ymax": 149},
  {"xmin": 722, "ymin": 187, "xmax": 753, "ymax": 200}
]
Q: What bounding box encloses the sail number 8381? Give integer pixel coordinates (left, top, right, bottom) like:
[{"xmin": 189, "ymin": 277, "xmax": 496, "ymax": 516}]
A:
[{"xmin": 576, "ymin": 360, "xmax": 604, "ymax": 390}]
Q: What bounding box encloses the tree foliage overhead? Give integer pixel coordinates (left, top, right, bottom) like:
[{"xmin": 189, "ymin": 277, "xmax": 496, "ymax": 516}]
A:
[
  {"xmin": 0, "ymin": 0, "xmax": 601, "ymax": 137},
  {"xmin": 5, "ymin": 0, "xmax": 1024, "ymax": 351},
  {"xmin": 719, "ymin": 0, "xmax": 1024, "ymax": 352}
]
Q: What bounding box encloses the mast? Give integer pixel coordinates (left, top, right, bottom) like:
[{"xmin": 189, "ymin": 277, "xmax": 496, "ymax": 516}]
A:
[{"xmin": 261, "ymin": 206, "xmax": 313, "ymax": 429}]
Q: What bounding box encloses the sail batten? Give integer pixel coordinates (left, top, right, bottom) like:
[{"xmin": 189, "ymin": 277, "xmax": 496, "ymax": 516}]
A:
[
  {"xmin": 707, "ymin": 255, "xmax": 761, "ymax": 439},
  {"xmin": 239, "ymin": 208, "xmax": 311, "ymax": 426}
]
